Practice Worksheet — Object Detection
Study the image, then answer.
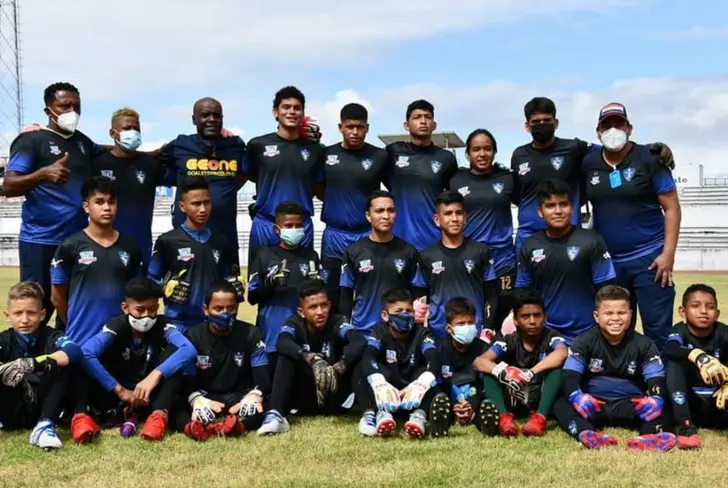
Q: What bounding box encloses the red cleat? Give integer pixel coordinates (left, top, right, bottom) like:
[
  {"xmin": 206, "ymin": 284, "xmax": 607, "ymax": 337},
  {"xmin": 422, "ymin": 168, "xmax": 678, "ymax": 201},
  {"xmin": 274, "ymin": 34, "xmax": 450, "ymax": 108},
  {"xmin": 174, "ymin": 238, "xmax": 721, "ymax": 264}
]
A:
[
  {"xmin": 522, "ymin": 412, "xmax": 547, "ymax": 437},
  {"xmin": 578, "ymin": 430, "xmax": 618, "ymax": 449},
  {"xmin": 71, "ymin": 413, "xmax": 100, "ymax": 444},
  {"xmin": 627, "ymin": 433, "xmax": 678, "ymax": 452},
  {"xmin": 184, "ymin": 421, "xmax": 210, "ymax": 441},
  {"xmin": 677, "ymin": 423, "xmax": 701, "ymax": 450},
  {"xmin": 498, "ymin": 412, "xmax": 519, "ymax": 437},
  {"xmin": 140, "ymin": 410, "xmax": 168, "ymax": 441},
  {"xmin": 219, "ymin": 415, "xmax": 244, "ymax": 437}
]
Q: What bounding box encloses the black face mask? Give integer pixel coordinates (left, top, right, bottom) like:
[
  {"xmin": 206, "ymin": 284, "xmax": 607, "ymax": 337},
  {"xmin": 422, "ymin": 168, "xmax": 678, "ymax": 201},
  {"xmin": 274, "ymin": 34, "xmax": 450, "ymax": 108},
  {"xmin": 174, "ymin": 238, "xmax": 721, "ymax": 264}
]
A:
[{"xmin": 531, "ymin": 123, "xmax": 555, "ymax": 144}]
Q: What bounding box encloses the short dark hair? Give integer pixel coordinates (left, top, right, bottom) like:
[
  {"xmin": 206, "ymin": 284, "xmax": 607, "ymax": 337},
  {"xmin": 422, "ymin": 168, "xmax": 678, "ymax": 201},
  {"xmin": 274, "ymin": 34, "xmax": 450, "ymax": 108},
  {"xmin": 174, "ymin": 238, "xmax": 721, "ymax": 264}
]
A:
[
  {"xmin": 205, "ymin": 280, "xmax": 238, "ymax": 306},
  {"xmin": 274, "ymin": 86, "xmax": 305, "ymax": 109},
  {"xmin": 682, "ymin": 284, "xmax": 718, "ymax": 307},
  {"xmin": 179, "ymin": 176, "xmax": 209, "ymax": 198},
  {"xmin": 44, "ymin": 82, "xmax": 79, "ymax": 106},
  {"xmin": 465, "ymin": 128, "xmax": 498, "ymax": 155},
  {"xmin": 340, "ymin": 103, "xmax": 368, "ymax": 122},
  {"xmin": 406, "ymin": 99, "xmax": 434, "ymax": 120},
  {"xmin": 435, "ymin": 190, "xmax": 464, "ymax": 209},
  {"xmin": 536, "ymin": 179, "xmax": 571, "ymax": 205},
  {"xmin": 524, "ymin": 97, "xmax": 556, "ymax": 121},
  {"xmin": 595, "ymin": 285, "xmax": 630, "ymax": 307},
  {"xmin": 274, "ymin": 201, "xmax": 305, "ymax": 220},
  {"xmin": 366, "ymin": 190, "xmax": 394, "ymax": 211},
  {"xmin": 382, "ymin": 288, "xmax": 413, "ymax": 307},
  {"xmin": 298, "ymin": 279, "xmax": 327, "ymax": 301},
  {"xmin": 512, "ymin": 288, "xmax": 545, "ymax": 316},
  {"xmin": 125, "ymin": 277, "xmax": 163, "ymax": 301},
  {"xmin": 445, "ymin": 297, "xmax": 476, "ymax": 323},
  {"xmin": 82, "ymin": 176, "xmax": 116, "ymax": 200}
]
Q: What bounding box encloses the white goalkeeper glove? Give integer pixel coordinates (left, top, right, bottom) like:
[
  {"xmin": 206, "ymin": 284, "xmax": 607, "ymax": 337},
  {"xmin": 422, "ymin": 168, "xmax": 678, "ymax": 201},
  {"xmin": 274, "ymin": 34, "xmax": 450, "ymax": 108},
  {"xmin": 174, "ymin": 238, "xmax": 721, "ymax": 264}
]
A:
[
  {"xmin": 368, "ymin": 373, "xmax": 400, "ymax": 413},
  {"xmin": 399, "ymin": 371, "xmax": 436, "ymax": 410}
]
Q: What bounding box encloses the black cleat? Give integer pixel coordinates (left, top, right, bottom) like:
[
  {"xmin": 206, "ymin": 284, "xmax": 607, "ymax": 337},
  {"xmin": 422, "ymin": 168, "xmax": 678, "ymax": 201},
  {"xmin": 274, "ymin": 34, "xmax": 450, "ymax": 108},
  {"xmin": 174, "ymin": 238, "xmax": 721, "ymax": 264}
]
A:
[
  {"xmin": 477, "ymin": 399, "xmax": 500, "ymax": 437},
  {"xmin": 429, "ymin": 393, "xmax": 451, "ymax": 438}
]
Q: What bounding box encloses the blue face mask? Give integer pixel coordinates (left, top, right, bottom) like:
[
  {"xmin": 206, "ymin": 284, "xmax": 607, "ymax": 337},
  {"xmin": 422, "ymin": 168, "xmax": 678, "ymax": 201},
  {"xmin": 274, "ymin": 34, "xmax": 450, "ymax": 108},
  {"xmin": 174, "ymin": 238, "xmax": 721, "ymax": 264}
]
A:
[
  {"xmin": 389, "ymin": 312, "xmax": 414, "ymax": 333},
  {"xmin": 208, "ymin": 312, "xmax": 235, "ymax": 332},
  {"xmin": 451, "ymin": 324, "xmax": 478, "ymax": 345},
  {"xmin": 117, "ymin": 129, "xmax": 142, "ymax": 151},
  {"xmin": 279, "ymin": 227, "xmax": 305, "ymax": 246}
]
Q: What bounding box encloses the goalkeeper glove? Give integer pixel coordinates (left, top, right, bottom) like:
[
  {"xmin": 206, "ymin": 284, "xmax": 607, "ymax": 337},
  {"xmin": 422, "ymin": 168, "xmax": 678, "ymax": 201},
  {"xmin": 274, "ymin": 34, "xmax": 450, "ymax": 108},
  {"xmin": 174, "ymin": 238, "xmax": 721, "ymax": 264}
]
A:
[
  {"xmin": 305, "ymin": 260, "xmax": 323, "ymax": 280},
  {"xmin": 492, "ymin": 362, "xmax": 527, "ymax": 391},
  {"xmin": 164, "ymin": 269, "xmax": 191, "ymax": 304},
  {"xmin": 265, "ymin": 259, "xmax": 290, "ymax": 289},
  {"xmin": 188, "ymin": 391, "xmax": 216, "ymax": 424},
  {"xmin": 648, "ymin": 143, "xmax": 675, "ymax": 170},
  {"xmin": 714, "ymin": 384, "xmax": 728, "ymax": 410},
  {"xmin": 689, "ymin": 349, "xmax": 728, "ymax": 386},
  {"xmin": 400, "ymin": 371, "xmax": 436, "ymax": 410},
  {"xmin": 568, "ymin": 390, "xmax": 606, "ymax": 420},
  {"xmin": 303, "ymin": 353, "xmax": 335, "ymax": 407},
  {"xmin": 237, "ymin": 389, "xmax": 263, "ymax": 419},
  {"xmin": 33, "ymin": 355, "xmax": 58, "ymax": 375},
  {"xmin": 225, "ymin": 265, "xmax": 246, "ymax": 303},
  {"xmin": 631, "ymin": 396, "xmax": 663, "ymax": 422},
  {"xmin": 0, "ymin": 358, "xmax": 35, "ymax": 387},
  {"xmin": 299, "ymin": 116, "xmax": 322, "ymax": 142},
  {"xmin": 368, "ymin": 373, "xmax": 400, "ymax": 413}
]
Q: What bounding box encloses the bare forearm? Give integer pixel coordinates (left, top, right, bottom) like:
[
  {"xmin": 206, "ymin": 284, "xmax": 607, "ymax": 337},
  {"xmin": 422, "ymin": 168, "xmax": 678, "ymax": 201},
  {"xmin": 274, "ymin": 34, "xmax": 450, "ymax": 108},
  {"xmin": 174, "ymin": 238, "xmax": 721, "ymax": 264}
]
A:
[
  {"xmin": 2, "ymin": 171, "xmax": 46, "ymax": 197},
  {"xmin": 473, "ymin": 354, "xmax": 497, "ymax": 374},
  {"xmin": 49, "ymin": 350, "xmax": 69, "ymax": 367},
  {"xmin": 663, "ymin": 206, "xmax": 681, "ymax": 255},
  {"xmin": 50, "ymin": 286, "xmax": 68, "ymax": 324},
  {"xmin": 530, "ymin": 348, "xmax": 567, "ymax": 375}
]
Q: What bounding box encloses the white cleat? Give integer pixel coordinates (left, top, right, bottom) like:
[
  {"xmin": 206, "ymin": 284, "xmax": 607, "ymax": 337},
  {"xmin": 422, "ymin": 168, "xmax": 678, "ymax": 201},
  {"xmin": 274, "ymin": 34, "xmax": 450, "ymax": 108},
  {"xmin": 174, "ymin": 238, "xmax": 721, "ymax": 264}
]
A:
[
  {"xmin": 404, "ymin": 409, "xmax": 427, "ymax": 439},
  {"xmin": 358, "ymin": 410, "xmax": 377, "ymax": 437},
  {"xmin": 30, "ymin": 420, "xmax": 63, "ymax": 450},
  {"xmin": 257, "ymin": 410, "xmax": 290, "ymax": 435}
]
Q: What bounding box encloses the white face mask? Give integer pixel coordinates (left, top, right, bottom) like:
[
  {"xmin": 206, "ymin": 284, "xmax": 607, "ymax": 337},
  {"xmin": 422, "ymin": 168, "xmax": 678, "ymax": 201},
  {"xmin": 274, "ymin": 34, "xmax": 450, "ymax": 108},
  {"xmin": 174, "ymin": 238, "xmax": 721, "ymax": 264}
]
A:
[
  {"xmin": 128, "ymin": 315, "xmax": 157, "ymax": 333},
  {"xmin": 118, "ymin": 129, "xmax": 142, "ymax": 151},
  {"xmin": 600, "ymin": 128, "xmax": 628, "ymax": 152},
  {"xmin": 51, "ymin": 109, "xmax": 80, "ymax": 134}
]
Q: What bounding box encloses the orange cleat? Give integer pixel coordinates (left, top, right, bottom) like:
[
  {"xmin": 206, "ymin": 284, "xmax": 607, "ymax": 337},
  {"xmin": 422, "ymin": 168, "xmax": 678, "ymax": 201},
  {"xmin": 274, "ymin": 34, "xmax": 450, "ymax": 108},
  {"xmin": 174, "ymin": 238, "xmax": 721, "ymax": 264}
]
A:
[
  {"xmin": 498, "ymin": 412, "xmax": 519, "ymax": 437},
  {"xmin": 140, "ymin": 410, "xmax": 168, "ymax": 441},
  {"xmin": 522, "ymin": 412, "xmax": 547, "ymax": 437}
]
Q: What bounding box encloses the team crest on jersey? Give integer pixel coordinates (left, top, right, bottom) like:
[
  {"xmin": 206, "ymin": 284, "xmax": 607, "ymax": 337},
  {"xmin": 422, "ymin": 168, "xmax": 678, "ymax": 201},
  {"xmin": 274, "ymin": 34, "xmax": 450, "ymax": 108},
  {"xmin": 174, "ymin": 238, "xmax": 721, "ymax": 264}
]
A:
[
  {"xmin": 385, "ymin": 350, "xmax": 397, "ymax": 363},
  {"xmin": 326, "ymin": 155, "xmax": 340, "ymax": 165},
  {"xmin": 492, "ymin": 182, "xmax": 504, "ymax": 194},
  {"xmin": 393, "ymin": 259, "xmax": 406, "ymax": 273},
  {"xmin": 361, "ymin": 158, "xmax": 373, "ymax": 171},
  {"xmin": 49, "ymin": 143, "xmax": 61, "ymax": 155},
  {"xmin": 177, "ymin": 247, "xmax": 194, "ymax": 261},
  {"xmin": 196, "ymin": 355, "xmax": 211, "ymax": 369},
  {"xmin": 531, "ymin": 249, "xmax": 546, "ymax": 263},
  {"xmin": 263, "ymin": 145, "xmax": 279, "ymax": 157},
  {"xmin": 588, "ymin": 358, "xmax": 604, "ymax": 373},
  {"xmin": 77, "ymin": 141, "xmax": 86, "ymax": 155},
  {"xmin": 299, "ymin": 263, "xmax": 310, "ymax": 276},
  {"xmin": 457, "ymin": 186, "xmax": 470, "ymax": 197},
  {"xmin": 627, "ymin": 360, "xmax": 637, "ymax": 375},
  {"xmin": 672, "ymin": 391, "xmax": 686, "ymax": 405},
  {"xmin": 432, "ymin": 261, "xmax": 445, "ymax": 274},
  {"xmin": 78, "ymin": 251, "xmax": 97, "ymax": 265},
  {"xmin": 623, "ymin": 168, "xmax": 636, "ymax": 182},
  {"xmin": 358, "ymin": 259, "xmax": 374, "ymax": 273},
  {"xmin": 300, "ymin": 149, "xmax": 310, "ymax": 161},
  {"xmin": 118, "ymin": 251, "xmax": 130, "ymax": 267},
  {"xmin": 463, "ymin": 259, "xmax": 475, "ymax": 273},
  {"xmin": 518, "ymin": 162, "xmax": 531, "ymax": 175},
  {"xmin": 101, "ymin": 170, "xmax": 115, "ymax": 180},
  {"xmin": 441, "ymin": 365, "xmax": 452, "ymax": 378},
  {"xmin": 136, "ymin": 170, "xmax": 146, "ymax": 184},
  {"xmin": 431, "ymin": 160, "xmax": 442, "ymax": 173},
  {"xmin": 212, "ymin": 249, "xmax": 220, "ymax": 263},
  {"xmin": 233, "ymin": 351, "xmax": 244, "ymax": 367},
  {"xmin": 551, "ymin": 156, "xmax": 564, "ymax": 170},
  {"xmin": 590, "ymin": 174, "xmax": 600, "ymax": 186},
  {"xmin": 567, "ymin": 246, "xmax": 580, "ymax": 261},
  {"xmin": 395, "ymin": 156, "xmax": 410, "ymax": 168},
  {"xmin": 320, "ymin": 268, "xmax": 329, "ymax": 283}
]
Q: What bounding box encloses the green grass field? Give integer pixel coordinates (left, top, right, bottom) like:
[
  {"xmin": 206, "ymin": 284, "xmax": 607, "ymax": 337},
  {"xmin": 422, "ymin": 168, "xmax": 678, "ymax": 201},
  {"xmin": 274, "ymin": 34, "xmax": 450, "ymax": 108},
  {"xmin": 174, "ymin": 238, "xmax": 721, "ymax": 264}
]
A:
[{"xmin": 0, "ymin": 268, "xmax": 727, "ymax": 488}]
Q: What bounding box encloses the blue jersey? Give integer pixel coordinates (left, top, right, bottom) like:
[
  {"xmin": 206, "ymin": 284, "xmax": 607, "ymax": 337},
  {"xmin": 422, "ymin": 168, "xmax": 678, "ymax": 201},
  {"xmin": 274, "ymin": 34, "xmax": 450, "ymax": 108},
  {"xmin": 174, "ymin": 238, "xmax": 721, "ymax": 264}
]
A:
[
  {"xmin": 244, "ymin": 132, "xmax": 325, "ymax": 220},
  {"xmin": 383, "ymin": 142, "xmax": 458, "ymax": 251},
  {"xmin": 7, "ymin": 130, "xmax": 100, "ymax": 245},
  {"xmin": 448, "ymin": 166, "xmax": 517, "ymax": 275},
  {"xmin": 50, "ymin": 231, "xmax": 142, "ymax": 345},
  {"xmin": 160, "ymin": 134, "xmax": 245, "ymax": 248},
  {"xmin": 516, "ymin": 228, "xmax": 616, "ymax": 343},
  {"xmin": 581, "ymin": 144, "xmax": 676, "ymax": 263}
]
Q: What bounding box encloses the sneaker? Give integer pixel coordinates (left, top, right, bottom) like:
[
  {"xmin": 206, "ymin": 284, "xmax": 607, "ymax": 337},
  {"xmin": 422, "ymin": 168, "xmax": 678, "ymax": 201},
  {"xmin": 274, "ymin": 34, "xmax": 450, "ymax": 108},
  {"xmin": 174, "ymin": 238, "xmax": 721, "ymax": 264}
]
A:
[
  {"xmin": 375, "ymin": 410, "xmax": 396, "ymax": 437},
  {"xmin": 522, "ymin": 412, "xmax": 547, "ymax": 437},
  {"xmin": 429, "ymin": 393, "xmax": 451, "ymax": 438},
  {"xmin": 30, "ymin": 419, "xmax": 63, "ymax": 450},
  {"xmin": 184, "ymin": 420, "xmax": 210, "ymax": 441},
  {"xmin": 476, "ymin": 399, "xmax": 500, "ymax": 437},
  {"xmin": 627, "ymin": 432, "xmax": 678, "ymax": 452},
  {"xmin": 677, "ymin": 422, "xmax": 701, "ymax": 450},
  {"xmin": 140, "ymin": 410, "xmax": 168, "ymax": 441},
  {"xmin": 358, "ymin": 410, "xmax": 377, "ymax": 437},
  {"xmin": 257, "ymin": 410, "xmax": 290, "ymax": 435},
  {"xmin": 71, "ymin": 413, "xmax": 100, "ymax": 444},
  {"xmin": 498, "ymin": 412, "xmax": 519, "ymax": 437},
  {"xmin": 120, "ymin": 414, "xmax": 140, "ymax": 439},
  {"xmin": 404, "ymin": 409, "xmax": 427, "ymax": 439},
  {"xmin": 578, "ymin": 430, "xmax": 618, "ymax": 449}
]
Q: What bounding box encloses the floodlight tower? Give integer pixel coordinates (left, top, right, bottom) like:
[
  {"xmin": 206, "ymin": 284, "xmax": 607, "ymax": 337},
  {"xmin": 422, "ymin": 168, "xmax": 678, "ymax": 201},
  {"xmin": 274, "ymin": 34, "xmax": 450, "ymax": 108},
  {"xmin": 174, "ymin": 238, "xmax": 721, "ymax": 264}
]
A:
[{"xmin": 0, "ymin": 0, "xmax": 23, "ymax": 157}]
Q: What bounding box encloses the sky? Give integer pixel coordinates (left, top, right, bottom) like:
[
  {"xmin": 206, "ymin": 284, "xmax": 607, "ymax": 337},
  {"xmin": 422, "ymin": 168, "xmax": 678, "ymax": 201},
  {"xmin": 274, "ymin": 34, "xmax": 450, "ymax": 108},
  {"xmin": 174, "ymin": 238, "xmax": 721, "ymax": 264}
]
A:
[{"xmin": 2, "ymin": 0, "xmax": 727, "ymax": 179}]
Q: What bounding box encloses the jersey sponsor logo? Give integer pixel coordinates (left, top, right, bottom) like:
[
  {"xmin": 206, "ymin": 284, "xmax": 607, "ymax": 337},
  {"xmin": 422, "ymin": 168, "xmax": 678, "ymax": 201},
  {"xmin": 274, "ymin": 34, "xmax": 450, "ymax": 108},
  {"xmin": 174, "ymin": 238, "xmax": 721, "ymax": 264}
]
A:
[
  {"xmin": 393, "ymin": 258, "xmax": 406, "ymax": 273},
  {"xmin": 441, "ymin": 365, "xmax": 452, "ymax": 378},
  {"xmin": 588, "ymin": 358, "xmax": 604, "ymax": 373},
  {"xmin": 551, "ymin": 156, "xmax": 564, "ymax": 170},
  {"xmin": 531, "ymin": 249, "xmax": 546, "ymax": 263},
  {"xmin": 50, "ymin": 258, "xmax": 63, "ymax": 268},
  {"xmin": 358, "ymin": 259, "xmax": 374, "ymax": 273},
  {"xmin": 196, "ymin": 355, "xmax": 212, "ymax": 369},
  {"xmin": 177, "ymin": 247, "xmax": 194, "ymax": 261},
  {"xmin": 566, "ymin": 246, "xmax": 580, "ymax": 261},
  {"xmin": 264, "ymin": 145, "xmax": 279, "ymax": 157},
  {"xmin": 78, "ymin": 251, "xmax": 97, "ymax": 265},
  {"xmin": 77, "ymin": 141, "xmax": 86, "ymax": 155},
  {"xmin": 395, "ymin": 156, "xmax": 409, "ymax": 168},
  {"xmin": 385, "ymin": 349, "xmax": 397, "ymax": 363},
  {"xmin": 431, "ymin": 160, "xmax": 442, "ymax": 173},
  {"xmin": 136, "ymin": 170, "xmax": 146, "ymax": 184},
  {"xmin": 463, "ymin": 259, "xmax": 475, "ymax": 273},
  {"xmin": 492, "ymin": 182, "xmax": 504, "ymax": 194},
  {"xmin": 185, "ymin": 158, "xmax": 238, "ymax": 177},
  {"xmin": 623, "ymin": 168, "xmax": 636, "ymax": 182},
  {"xmin": 101, "ymin": 169, "xmax": 115, "ymax": 180},
  {"xmin": 299, "ymin": 263, "xmax": 310, "ymax": 276},
  {"xmin": 518, "ymin": 162, "xmax": 531, "ymax": 175},
  {"xmin": 118, "ymin": 251, "xmax": 130, "ymax": 267},
  {"xmin": 457, "ymin": 186, "xmax": 470, "ymax": 197},
  {"xmin": 300, "ymin": 149, "xmax": 310, "ymax": 161},
  {"xmin": 361, "ymin": 158, "xmax": 373, "ymax": 171},
  {"xmin": 431, "ymin": 261, "xmax": 445, "ymax": 274},
  {"xmin": 326, "ymin": 155, "xmax": 340, "ymax": 165},
  {"xmin": 49, "ymin": 143, "xmax": 61, "ymax": 155},
  {"xmin": 233, "ymin": 351, "xmax": 245, "ymax": 367},
  {"xmin": 590, "ymin": 173, "xmax": 600, "ymax": 186},
  {"xmin": 627, "ymin": 360, "xmax": 637, "ymax": 375},
  {"xmin": 212, "ymin": 249, "xmax": 220, "ymax": 263}
]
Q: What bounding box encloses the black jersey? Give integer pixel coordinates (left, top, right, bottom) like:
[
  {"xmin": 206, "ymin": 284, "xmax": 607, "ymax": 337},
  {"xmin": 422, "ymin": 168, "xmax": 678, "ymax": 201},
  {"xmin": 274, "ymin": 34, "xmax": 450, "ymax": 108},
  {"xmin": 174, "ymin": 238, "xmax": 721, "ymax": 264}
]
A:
[
  {"xmin": 184, "ymin": 319, "xmax": 270, "ymax": 396},
  {"xmin": 50, "ymin": 231, "xmax": 142, "ymax": 345},
  {"xmin": 413, "ymin": 239, "xmax": 497, "ymax": 337},
  {"xmin": 489, "ymin": 329, "xmax": 566, "ymax": 371},
  {"xmin": 564, "ymin": 327, "xmax": 664, "ymax": 401},
  {"xmin": 277, "ymin": 313, "xmax": 349, "ymax": 365},
  {"xmin": 0, "ymin": 326, "xmax": 72, "ymax": 361},
  {"xmin": 363, "ymin": 322, "xmax": 438, "ymax": 388},
  {"xmin": 666, "ymin": 321, "xmax": 728, "ymax": 363},
  {"xmin": 340, "ymin": 236, "xmax": 418, "ymax": 333},
  {"xmin": 437, "ymin": 336, "xmax": 488, "ymax": 388},
  {"xmin": 516, "ymin": 228, "xmax": 615, "ymax": 343},
  {"xmin": 322, "ymin": 143, "xmax": 388, "ymax": 231}
]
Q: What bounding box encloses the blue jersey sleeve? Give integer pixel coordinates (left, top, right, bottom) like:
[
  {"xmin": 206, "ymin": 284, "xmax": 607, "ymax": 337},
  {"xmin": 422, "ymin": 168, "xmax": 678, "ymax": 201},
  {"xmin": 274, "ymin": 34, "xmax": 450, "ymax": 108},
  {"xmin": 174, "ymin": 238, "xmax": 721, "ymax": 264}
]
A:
[
  {"xmin": 590, "ymin": 236, "xmax": 616, "ymax": 285},
  {"xmin": 50, "ymin": 241, "xmax": 74, "ymax": 285},
  {"xmin": 251, "ymin": 333, "xmax": 269, "ymax": 368},
  {"xmin": 412, "ymin": 264, "xmax": 428, "ymax": 288},
  {"xmin": 488, "ymin": 339, "xmax": 506, "ymax": 360},
  {"xmin": 641, "ymin": 343, "xmax": 665, "ymax": 380},
  {"xmin": 7, "ymin": 135, "xmax": 36, "ymax": 174},
  {"xmin": 483, "ymin": 255, "xmax": 496, "ymax": 282},
  {"xmin": 81, "ymin": 328, "xmax": 119, "ymax": 392},
  {"xmin": 515, "ymin": 246, "xmax": 532, "ymax": 287},
  {"xmin": 563, "ymin": 338, "xmax": 588, "ymax": 374},
  {"xmin": 53, "ymin": 335, "xmax": 82, "ymax": 365},
  {"xmin": 147, "ymin": 239, "xmax": 164, "ymax": 283},
  {"xmin": 157, "ymin": 325, "xmax": 197, "ymax": 378},
  {"xmin": 652, "ymin": 166, "xmax": 676, "ymax": 195}
]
